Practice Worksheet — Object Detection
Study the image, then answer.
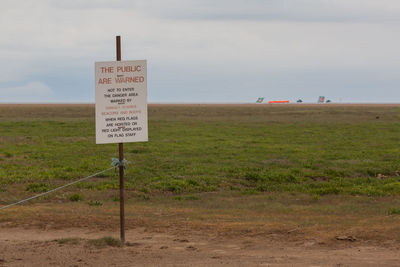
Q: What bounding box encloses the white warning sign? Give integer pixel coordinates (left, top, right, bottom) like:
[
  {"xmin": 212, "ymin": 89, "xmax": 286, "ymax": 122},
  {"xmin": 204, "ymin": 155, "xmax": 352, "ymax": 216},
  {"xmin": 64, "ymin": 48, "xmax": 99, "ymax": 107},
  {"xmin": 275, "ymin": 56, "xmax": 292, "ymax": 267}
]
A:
[{"xmin": 95, "ymin": 60, "xmax": 148, "ymax": 144}]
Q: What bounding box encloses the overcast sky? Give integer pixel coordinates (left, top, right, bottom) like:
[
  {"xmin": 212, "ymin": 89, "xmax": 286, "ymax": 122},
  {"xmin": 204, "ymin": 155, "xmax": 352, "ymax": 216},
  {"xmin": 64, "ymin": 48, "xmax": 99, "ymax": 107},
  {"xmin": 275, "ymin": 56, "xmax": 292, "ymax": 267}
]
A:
[{"xmin": 1, "ymin": 0, "xmax": 399, "ymax": 103}]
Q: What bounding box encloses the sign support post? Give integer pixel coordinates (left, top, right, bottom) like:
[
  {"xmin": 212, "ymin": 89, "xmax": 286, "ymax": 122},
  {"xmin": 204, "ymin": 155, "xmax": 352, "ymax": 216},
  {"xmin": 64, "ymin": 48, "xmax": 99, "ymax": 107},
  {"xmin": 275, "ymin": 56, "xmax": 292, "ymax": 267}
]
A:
[
  {"xmin": 95, "ymin": 36, "xmax": 148, "ymax": 246},
  {"xmin": 116, "ymin": 35, "xmax": 125, "ymax": 245}
]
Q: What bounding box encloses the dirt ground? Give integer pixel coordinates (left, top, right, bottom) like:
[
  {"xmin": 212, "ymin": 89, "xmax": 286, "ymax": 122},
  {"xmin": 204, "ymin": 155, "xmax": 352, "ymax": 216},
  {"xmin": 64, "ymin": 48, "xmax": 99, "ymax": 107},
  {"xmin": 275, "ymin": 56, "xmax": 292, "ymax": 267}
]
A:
[
  {"xmin": 1, "ymin": 193, "xmax": 400, "ymax": 266},
  {"xmin": 1, "ymin": 224, "xmax": 399, "ymax": 267}
]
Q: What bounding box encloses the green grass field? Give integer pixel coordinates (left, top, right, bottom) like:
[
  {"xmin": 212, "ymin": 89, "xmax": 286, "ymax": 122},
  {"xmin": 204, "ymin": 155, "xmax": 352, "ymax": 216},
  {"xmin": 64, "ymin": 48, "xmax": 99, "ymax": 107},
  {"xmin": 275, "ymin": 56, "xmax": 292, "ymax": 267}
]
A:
[
  {"xmin": 2, "ymin": 104, "xmax": 400, "ymax": 243},
  {"xmin": 1, "ymin": 104, "xmax": 400, "ymax": 199}
]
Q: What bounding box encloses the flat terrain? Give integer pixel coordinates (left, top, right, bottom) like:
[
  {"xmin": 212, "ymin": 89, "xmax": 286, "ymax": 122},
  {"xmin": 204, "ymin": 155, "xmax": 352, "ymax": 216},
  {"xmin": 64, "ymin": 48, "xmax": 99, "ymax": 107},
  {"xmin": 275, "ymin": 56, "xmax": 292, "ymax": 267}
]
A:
[
  {"xmin": 1, "ymin": 104, "xmax": 400, "ymax": 266},
  {"xmin": 1, "ymin": 224, "xmax": 399, "ymax": 266}
]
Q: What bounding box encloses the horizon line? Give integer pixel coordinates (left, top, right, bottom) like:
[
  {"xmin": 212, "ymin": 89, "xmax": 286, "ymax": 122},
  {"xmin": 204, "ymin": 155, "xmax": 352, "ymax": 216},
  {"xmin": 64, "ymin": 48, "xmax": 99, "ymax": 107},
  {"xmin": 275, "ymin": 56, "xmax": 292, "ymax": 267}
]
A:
[{"xmin": 1, "ymin": 102, "xmax": 400, "ymax": 105}]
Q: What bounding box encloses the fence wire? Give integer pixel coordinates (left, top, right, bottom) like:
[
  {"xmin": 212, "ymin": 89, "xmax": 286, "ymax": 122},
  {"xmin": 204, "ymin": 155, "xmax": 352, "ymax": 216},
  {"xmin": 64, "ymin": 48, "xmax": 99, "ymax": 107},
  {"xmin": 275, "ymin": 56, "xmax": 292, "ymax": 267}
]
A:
[{"xmin": 0, "ymin": 167, "xmax": 115, "ymax": 211}]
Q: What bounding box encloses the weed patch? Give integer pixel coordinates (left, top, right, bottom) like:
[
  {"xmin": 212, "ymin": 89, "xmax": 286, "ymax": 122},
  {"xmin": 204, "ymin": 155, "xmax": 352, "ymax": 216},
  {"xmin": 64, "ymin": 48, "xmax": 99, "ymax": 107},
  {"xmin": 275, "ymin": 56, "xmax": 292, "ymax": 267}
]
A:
[
  {"xmin": 88, "ymin": 200, "xmax": 103, "ymax": 206},
  {"xmin": 69, "ymin": 193, "xmax": 83, "ymax": 202},
  {"xmin": 26, "ymin": 183, "xmax": 51, "ymax": 193},
  {"xmin": 388, "ymin": 208, "xmax": 400, "ymax": 215},
  {"xmin": 3, "ymin": 151, "xmax": 13, "ymax": 158}
]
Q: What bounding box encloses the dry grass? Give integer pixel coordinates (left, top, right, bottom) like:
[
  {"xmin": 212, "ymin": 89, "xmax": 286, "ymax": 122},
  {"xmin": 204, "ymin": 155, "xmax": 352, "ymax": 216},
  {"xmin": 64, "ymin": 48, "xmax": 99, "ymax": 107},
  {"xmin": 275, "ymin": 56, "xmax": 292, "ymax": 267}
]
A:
[
  {"xmin": 56, "ymin": 237, "xmax": 82, "ymax": 245},
  {"xmin": 2, "ymin": 192, "xmax": 400, "ymax": 245}
]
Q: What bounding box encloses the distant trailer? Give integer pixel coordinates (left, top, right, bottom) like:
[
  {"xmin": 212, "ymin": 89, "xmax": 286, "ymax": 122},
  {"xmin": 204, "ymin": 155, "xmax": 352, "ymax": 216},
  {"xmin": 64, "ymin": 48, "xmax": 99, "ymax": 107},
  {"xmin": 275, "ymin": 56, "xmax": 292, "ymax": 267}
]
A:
[{"xmin": 268, "ymin": 100, "xmax": 289, "ymax": 104}]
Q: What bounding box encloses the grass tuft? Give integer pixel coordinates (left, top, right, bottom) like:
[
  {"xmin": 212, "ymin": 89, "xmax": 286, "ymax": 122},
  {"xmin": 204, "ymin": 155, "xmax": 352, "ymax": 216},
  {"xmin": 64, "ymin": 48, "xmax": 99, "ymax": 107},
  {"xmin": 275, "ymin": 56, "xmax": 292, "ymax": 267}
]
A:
[
  {"xmin": 69, "ymin": 193, "xmax": 83, "ymax": 202},
  {"xmin": 388, "ymin": 208, "xmax": 400, "ymax": 215},
  {"xmin": 3, "ymin": 151, "xmax": 13, "ymax": 158},
  {"xmin": 88, "ymin": 200, "xmax": 103, "ymax": 206},
  {"xmin": 87, "ymin": 236, "xmax": 122, "ymax": 248},
  {"xmin": 26, "ymin": 183, "xmax": 51, "ymax": 193}
]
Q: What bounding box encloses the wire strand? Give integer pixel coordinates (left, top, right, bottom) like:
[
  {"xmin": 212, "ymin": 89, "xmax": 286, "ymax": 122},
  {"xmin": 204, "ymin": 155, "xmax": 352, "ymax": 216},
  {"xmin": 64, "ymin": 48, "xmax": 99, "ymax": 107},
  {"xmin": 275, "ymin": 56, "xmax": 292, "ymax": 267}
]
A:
[{"xmin": 0, "ymin": 167, "xmax": 115, "ymax": 211}]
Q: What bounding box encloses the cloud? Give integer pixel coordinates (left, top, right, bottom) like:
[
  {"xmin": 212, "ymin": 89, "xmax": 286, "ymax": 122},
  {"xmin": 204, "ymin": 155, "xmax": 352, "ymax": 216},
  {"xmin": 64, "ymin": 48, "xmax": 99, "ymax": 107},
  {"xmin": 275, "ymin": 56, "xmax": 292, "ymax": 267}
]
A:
[
  {"xmin": 0, "ymin": 0, "xmax": 399, "ymax": 103},
  {"xmin": 119, "ymin": 0, "xmax": 400, "ymax": 23},
  {"xmin": 0, "ymin": 81, "xmax": 54, "ymax": 102}
]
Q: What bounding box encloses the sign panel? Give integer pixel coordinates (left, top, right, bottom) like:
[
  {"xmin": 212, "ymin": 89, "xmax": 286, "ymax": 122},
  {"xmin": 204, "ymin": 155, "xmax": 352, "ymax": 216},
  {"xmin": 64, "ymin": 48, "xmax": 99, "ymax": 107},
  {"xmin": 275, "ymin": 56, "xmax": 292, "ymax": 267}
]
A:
[{"xmin": 95, "ymin": 60, "xmax": 148, "ymax": 144}]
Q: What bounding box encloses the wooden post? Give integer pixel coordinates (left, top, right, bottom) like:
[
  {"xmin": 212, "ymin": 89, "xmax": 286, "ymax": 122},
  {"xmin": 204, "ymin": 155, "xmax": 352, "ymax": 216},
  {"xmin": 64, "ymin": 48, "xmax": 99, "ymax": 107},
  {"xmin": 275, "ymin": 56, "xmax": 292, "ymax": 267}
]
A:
[{"xmin": 116, "ymin": 35, "xmax": 125, "ymax": 245}]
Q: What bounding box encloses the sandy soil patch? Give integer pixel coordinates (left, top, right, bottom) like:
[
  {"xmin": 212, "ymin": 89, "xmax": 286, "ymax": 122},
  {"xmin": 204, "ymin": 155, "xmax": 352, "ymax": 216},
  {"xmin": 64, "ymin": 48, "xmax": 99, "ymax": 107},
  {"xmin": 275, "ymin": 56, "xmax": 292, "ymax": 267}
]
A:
[{"xmin": 1, "ymin": 226, "xmax": 399, "ymax": 267}]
